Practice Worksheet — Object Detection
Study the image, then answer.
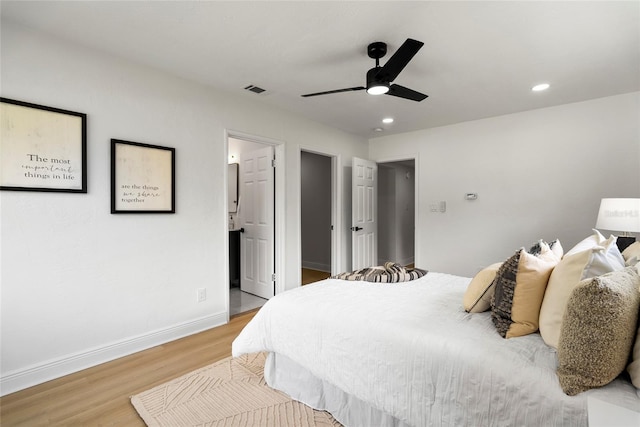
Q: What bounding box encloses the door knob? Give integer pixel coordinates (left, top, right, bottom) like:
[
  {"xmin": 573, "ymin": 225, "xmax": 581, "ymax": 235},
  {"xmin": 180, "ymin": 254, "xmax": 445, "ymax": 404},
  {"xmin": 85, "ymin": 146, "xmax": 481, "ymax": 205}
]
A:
[{"xmin": 351, "ymin": 226, "xmax": 363, "ymax": 231}]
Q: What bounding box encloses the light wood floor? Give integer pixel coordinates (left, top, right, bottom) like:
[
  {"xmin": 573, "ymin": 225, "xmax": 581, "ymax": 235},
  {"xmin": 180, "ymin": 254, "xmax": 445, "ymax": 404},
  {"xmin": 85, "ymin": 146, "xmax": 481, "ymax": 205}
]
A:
[
  {"xmin": 301, "ymin": 268, "xmax": 331, "ymax": 285},
  {"xmin": 0, "ymin": 309, "xmax": 258, "ymax": 426}
]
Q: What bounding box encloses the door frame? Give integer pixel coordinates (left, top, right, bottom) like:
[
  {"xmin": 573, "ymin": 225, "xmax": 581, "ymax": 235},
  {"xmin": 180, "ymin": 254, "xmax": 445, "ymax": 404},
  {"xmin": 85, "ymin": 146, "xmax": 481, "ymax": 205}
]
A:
[
  {"xmin": 297, "ymin": 146, "xmax": 342, "ymax": 285},
  {"xmin": 372, "ymin": 153, "xmax": 420, "ymax": 267},
  {"xmin": 224, "ymin": 130, "xmax": 285, "ymax": 320}
]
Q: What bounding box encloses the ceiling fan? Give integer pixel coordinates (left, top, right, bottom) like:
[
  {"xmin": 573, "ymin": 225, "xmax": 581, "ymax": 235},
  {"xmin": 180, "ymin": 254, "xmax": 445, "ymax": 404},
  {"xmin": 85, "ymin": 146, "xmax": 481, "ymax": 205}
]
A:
[{"xmin": 302, "ymin": 38, "xmax": 428, "ymax": 102}]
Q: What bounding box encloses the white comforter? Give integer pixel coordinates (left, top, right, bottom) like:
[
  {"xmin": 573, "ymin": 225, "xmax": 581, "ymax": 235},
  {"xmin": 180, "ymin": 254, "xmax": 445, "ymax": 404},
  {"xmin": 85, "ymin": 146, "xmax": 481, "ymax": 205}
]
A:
[{"xmin": 232, "ymin": 272, "xmax": 639, "ymax": 426}]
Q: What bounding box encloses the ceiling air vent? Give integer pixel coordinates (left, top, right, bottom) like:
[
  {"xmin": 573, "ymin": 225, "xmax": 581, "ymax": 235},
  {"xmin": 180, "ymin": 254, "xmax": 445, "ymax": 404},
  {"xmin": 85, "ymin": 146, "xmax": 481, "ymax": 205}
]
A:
[{"xmin": 244, "ymin": 84, "xmax": 266, "ymax": 94}]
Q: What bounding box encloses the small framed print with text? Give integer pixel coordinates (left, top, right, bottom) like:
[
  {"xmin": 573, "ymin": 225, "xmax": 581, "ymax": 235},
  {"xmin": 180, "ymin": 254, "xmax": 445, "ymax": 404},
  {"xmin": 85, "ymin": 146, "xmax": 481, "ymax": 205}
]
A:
[
  {"xmin": 111, "ymin": 139, "xmax": 175, "ymax": 214},
  {"xmin": 0, "ymin": 97, "xmax": 87, "ymax": 193}
]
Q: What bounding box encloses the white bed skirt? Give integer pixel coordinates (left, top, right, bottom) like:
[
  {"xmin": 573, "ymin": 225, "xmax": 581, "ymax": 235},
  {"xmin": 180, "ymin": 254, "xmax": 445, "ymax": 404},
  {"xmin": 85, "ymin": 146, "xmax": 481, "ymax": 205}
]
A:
[{"xmin": 265, "ymin": 352, "xmax": 412, "ymax": 427}]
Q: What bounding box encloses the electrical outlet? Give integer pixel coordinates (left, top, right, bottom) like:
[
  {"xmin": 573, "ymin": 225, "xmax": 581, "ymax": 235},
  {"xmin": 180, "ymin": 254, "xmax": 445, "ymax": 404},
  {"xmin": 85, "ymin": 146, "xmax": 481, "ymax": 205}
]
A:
[{"xmin": 197, "ymin": 288, "xmax": 206, "ymax": 302}]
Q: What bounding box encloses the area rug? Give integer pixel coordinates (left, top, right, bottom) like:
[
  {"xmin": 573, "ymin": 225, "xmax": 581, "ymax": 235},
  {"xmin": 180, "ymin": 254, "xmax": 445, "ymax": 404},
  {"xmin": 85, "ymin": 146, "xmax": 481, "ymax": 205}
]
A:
[{"xmin": 131, "ymin": 352, "xmax": 341, "ymax": 426}]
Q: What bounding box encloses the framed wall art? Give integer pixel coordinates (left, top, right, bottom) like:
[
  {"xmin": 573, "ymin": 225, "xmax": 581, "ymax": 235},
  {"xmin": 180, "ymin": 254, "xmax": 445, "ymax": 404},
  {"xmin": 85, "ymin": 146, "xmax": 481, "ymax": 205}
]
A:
[
  {"xmin": 111, "ymin": 139, "xmax": 175, "ymax": 214},
  {"xmin": 0, "ymin": 97, "xmax": 87, "ymax": 193}
]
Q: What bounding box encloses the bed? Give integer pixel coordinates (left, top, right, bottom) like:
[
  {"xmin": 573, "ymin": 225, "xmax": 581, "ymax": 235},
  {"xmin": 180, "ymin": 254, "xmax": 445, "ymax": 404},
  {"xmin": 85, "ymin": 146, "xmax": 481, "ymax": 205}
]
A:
[{"xmin": 232, "ymin": 267, "xmax": 640, "ymax": 426}]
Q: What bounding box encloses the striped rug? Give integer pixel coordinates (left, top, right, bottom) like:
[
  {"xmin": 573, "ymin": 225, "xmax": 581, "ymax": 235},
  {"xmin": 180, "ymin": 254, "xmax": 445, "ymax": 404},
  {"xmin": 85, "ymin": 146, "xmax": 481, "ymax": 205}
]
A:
[{"xmin": 131, "ymin": 352, "xmax": 340, "ymax": 426}]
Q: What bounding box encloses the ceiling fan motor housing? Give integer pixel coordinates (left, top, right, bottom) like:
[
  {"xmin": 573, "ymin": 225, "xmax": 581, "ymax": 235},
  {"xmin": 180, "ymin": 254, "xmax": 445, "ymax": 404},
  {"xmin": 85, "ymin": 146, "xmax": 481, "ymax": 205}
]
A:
[
  {"xmin": 366, "ymin": 67, "xmax": 389, "ymax": 93},
  {"xmin": 366, "ymin": 42, "xmax": 389, "ymax": 94}
]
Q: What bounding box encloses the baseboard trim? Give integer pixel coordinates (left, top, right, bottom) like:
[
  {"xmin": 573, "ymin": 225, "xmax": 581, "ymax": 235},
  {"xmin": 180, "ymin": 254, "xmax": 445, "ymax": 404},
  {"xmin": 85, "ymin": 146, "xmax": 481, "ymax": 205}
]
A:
[
  {"xmin": 302, "ymin": 261, "xmax": 331, "ymax": 272},
  {"xmin": 0, "ymin": 311, "xmax": 227, "ymax": 396},
  {"xmin": 403, "ymin": 256, "xmax": 416, "ymax": 267},
  {"xmin": 376, "ymin": 257, "xmax": 415, "ymax": 267}
]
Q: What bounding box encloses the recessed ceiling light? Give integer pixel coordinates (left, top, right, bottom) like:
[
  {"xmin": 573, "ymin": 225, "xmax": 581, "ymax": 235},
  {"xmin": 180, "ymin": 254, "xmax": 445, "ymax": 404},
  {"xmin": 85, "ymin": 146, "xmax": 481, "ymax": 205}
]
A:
[
  {"xmin": 374, "ymin": 127, "xmax": 384, "ymax": 132},
  {"xmin": 531, "ymin": 83, "xmax": 550, "ymax": 92},
  {"xmin": 382, "ymin": 117, "xmax": 394, "ymax": 124}
]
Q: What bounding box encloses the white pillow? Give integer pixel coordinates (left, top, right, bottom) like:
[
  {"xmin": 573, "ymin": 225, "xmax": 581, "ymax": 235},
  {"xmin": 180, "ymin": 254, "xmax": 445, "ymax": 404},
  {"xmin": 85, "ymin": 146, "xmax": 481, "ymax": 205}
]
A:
[
  {"xmin": 550, "ymin": 239, "xmax": 564, "ymax": 259},
  {"xmin": 539, "ymin": 235, "xmax": 626, "ymax": 349},
  {"xmin": 622, "ymin": 241, "xmax": 640, "ymax": 266},
  {"xmin": 565, "ymin": 229, "xmax": 609, "ymax": 256}
]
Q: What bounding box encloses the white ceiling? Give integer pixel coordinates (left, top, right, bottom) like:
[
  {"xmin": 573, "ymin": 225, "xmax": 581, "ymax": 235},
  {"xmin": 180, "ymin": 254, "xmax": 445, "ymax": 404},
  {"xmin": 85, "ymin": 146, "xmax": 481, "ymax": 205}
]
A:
[{"xmin": 2, "ymin": 1, "xmax": 639, "ymax": 138}]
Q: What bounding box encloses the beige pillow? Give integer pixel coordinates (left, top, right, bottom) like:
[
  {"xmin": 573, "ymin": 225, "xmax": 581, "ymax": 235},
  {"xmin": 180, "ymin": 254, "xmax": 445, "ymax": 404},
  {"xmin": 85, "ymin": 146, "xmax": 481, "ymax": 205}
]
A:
[
  {"xmin": 491, "ymin": 243, "xmax": 561, "ymax": 338},
  {"xmin": 622, "ymin": 241, "xmax": 640, "ymax": 266},
  {"xmin": 463, "ymin": 263, "xmax": 502, "ymax": 313},
  {"xmin": 539, "ymin": 238, "xmax": 626, "ymax": 348},
  {"xmin": 557, "ymin": 267, "xmax": 640, "ymax": 395}
]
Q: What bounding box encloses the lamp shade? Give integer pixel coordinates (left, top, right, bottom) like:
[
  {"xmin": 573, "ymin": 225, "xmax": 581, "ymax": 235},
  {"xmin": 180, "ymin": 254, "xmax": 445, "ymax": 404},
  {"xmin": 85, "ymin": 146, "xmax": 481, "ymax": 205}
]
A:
[{"xmin": 595, "ymin": 198, "xmax": 640, "ymax": 233}]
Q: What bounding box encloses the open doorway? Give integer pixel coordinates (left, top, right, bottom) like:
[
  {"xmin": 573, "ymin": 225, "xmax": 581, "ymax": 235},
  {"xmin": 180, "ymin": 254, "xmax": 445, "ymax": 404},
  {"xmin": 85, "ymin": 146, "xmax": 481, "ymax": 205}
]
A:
[
  {"xmin": 300, "ymin": 150, "xmax": 333, "ymax": 285},
  {"xmin": 227, "ymin": 135, "xmax": 282, "ymax": 317},
  {"xmin": 377, "ymin": 160, "xmax": 415, "ymax": 267}
]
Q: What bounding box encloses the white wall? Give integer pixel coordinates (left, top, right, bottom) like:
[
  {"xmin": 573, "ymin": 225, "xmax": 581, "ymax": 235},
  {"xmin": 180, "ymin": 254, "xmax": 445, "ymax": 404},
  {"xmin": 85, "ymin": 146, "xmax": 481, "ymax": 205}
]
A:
[
  {"xmin": 370, "ymin": 92, "xmax": 640, "ymax": 277},
  {"xmin": 0, "ymin": 21, "xmax": 367, "ymax": 395}
]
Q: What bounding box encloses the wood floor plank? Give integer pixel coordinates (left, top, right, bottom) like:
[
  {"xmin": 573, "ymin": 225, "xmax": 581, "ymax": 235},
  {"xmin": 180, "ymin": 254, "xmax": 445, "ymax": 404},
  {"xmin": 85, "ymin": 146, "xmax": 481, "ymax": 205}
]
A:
[
  {"xmin": 0, "ymin": 310, "xmax": 257, "ymax": 426},
  {"xmin": 302, "ymin": 268, "xmax": 331, "ymax": 285}
]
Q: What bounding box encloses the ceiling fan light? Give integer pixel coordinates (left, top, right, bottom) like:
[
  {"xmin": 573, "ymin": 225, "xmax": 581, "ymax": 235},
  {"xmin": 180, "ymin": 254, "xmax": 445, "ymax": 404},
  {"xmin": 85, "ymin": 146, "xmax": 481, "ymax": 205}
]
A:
[{"xmin": 367, "ymin": 84, "xmax": 389, "ymax": 95}]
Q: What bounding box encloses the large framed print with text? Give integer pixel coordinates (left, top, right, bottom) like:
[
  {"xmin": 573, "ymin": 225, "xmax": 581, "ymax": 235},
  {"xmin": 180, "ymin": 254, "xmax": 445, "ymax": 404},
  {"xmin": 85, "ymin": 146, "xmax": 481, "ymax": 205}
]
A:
[{"xmin": 0, "ymin": 97, "xmax": 87, "ymax": 193}]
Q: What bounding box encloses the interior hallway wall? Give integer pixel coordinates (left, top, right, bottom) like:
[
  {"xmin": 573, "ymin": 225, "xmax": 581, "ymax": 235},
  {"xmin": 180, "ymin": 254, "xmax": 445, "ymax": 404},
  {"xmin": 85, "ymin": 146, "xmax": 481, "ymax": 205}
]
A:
[
  {"xmin": 301, "ymin": 151, "xmax": 332, "ymax": 272},
  {"xmin": 378, "ymin": 165, "xmax": 395, "ymax": 264}
]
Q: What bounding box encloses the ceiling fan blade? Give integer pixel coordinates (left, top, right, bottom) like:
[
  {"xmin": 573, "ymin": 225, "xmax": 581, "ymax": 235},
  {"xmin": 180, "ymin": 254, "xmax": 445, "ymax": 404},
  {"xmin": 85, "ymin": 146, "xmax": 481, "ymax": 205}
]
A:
[
  {"xmin": 376, "ymin": 38, "xmax": 424, "ymax": 83},
  {"xmin": 387, "ymin": 84, "xmax": 428, "ymax": 102},
  {"xmin": 302, "ymin": 86, "xmax": 365, "ymax": 97}
]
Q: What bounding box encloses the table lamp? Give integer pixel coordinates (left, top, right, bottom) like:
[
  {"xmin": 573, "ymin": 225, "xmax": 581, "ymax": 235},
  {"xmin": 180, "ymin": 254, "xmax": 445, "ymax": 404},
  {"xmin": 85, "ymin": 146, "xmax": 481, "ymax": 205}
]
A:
[{"xmin": 595, "ymin": 198, "xmax": 640, "ymax": 252}]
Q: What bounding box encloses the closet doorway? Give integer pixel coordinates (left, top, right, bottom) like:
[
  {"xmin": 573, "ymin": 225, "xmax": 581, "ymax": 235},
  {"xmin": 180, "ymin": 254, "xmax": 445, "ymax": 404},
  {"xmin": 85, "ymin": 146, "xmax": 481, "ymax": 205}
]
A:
[{"xmin": 377, "ymin": 159, "xmax": 415, "ymax": 267}]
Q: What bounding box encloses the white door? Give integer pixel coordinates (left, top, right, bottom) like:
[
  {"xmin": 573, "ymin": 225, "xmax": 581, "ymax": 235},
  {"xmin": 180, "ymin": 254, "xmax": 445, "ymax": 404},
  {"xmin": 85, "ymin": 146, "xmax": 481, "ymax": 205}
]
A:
[
  {"xmin": 239, "ymin": 145, "xmax": 275, "ymax": 299},
  {"xmin": 352, "ymin": 157, "xmax": 377, "ymax": 270}
]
